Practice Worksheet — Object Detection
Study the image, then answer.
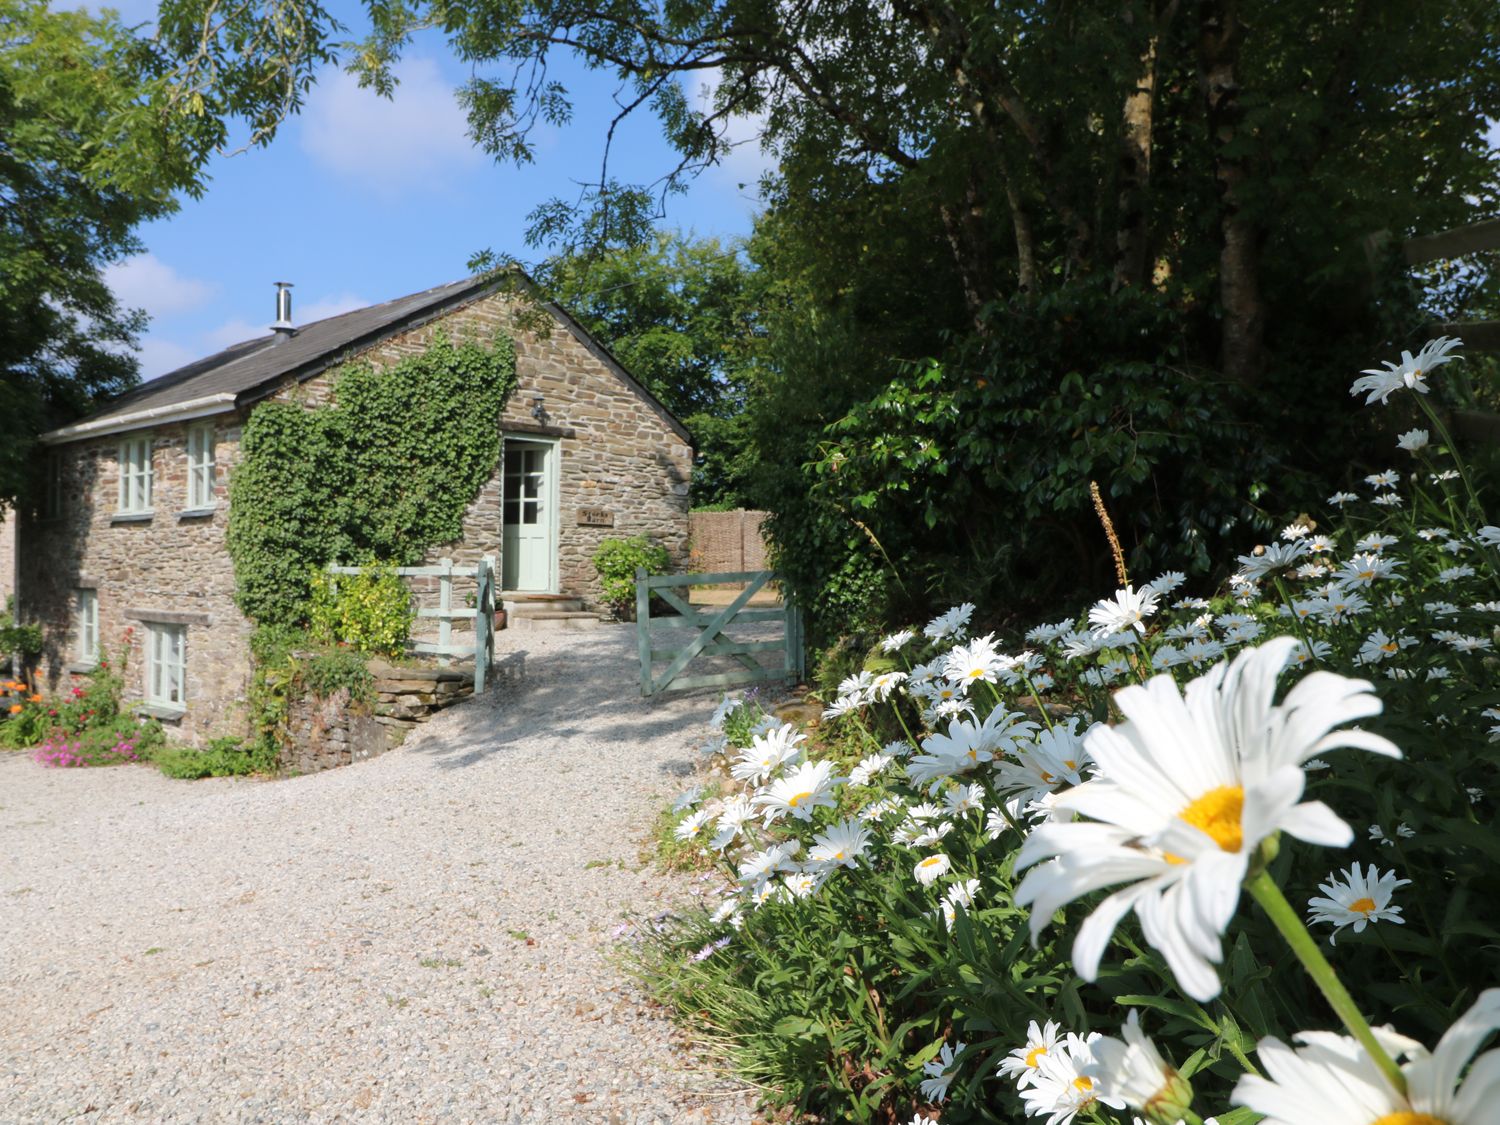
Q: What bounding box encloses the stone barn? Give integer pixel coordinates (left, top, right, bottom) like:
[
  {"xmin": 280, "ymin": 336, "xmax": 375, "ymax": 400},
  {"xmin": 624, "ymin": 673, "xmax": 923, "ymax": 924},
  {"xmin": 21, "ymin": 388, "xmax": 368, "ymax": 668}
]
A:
[{"xmin": 15, "ymin": 275, "xmax": 694, "ymax": 742}]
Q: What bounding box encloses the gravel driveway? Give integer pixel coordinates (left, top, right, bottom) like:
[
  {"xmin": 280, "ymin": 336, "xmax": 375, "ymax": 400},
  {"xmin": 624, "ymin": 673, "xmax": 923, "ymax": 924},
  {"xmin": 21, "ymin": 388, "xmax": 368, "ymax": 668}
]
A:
[{"xmin": 0, "ymin": 626, "xmax": 760, "ymax": 1124}]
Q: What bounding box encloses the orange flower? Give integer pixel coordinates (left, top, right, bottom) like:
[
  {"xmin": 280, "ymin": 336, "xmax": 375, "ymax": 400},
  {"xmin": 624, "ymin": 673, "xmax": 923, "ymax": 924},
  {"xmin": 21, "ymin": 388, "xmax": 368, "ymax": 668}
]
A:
[
  {"xmin": 28, "ymin": 694, "xmax": 41, "ymax": 703},
  {"xmin": 8, "ymin": 704, "xmax": 20, "ymax": 714}
]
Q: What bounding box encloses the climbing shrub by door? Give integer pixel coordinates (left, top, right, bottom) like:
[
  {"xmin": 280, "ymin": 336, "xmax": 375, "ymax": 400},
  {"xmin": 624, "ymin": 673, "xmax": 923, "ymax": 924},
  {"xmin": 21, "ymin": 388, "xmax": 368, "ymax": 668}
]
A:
[{"xmin": 227, "ymin": 331, "xmax": 518, "ymax": 626}]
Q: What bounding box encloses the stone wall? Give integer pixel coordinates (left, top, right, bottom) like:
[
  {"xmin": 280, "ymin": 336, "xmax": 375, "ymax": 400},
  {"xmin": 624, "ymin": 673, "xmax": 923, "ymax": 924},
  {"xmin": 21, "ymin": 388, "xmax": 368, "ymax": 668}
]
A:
[
  {"xmin": 18, "ymin": 284, "xmax": 691, "ymax": 740},
  {"xmin": 0, "ymin": 513, "xmax": 14, "ymax": 607},
  {"xmin": 282, "ymin": 685, "xmax": 389, "ymax": 776},
  {"xmin": 280, "ymin": 663, "xmax": 473, "ymax": 775},
  {"xmin": 280, "ymin": 290, "xmax": 694, "ymax": 609},
  {"xmin": 15, "ymin": 417, "xmax": 252, "ymax": 745}
]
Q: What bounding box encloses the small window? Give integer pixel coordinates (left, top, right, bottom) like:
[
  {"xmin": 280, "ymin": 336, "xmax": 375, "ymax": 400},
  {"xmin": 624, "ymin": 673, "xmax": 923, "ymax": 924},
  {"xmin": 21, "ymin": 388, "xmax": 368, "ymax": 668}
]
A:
[
  {"xmin": 146, "ymin": 623, "xmax": 186, "ymax": 710},
  {"xmin": 117, "ymin": 435, "xmax": 153, "ymax": 514},
  {"xmin": 43, "ymin": 452, "xmax": 64, "ymax": 519},
  {"xmin": 185, "ymin": 425, "xmax": 216, "ymax": 509},
  {"xmin": 75, "ymin": 590, "xmax": 98, "ymax": 665}
]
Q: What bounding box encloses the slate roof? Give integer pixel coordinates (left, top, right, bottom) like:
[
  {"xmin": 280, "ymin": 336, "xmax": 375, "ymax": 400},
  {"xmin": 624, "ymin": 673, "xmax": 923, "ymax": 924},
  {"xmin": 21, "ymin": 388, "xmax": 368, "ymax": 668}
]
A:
[{"xmin": 49, "ymin": 275, "xmax": 691, "ymax": 443}]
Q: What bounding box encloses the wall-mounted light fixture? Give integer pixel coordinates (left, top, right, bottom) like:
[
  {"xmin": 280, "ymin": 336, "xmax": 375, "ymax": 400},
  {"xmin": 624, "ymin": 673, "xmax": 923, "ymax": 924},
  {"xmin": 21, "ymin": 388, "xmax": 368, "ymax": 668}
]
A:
[{"xmin": 531, "ymin": 395, "xmax": 546, "ymax": 421}]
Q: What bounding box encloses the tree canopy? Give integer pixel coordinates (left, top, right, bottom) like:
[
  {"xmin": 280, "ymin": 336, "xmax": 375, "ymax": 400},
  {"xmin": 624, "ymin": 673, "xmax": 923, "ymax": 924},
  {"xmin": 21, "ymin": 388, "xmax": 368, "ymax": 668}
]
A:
[{"xmin": 0, "ymin": 0, "xmax": 334, "ymax": 511}]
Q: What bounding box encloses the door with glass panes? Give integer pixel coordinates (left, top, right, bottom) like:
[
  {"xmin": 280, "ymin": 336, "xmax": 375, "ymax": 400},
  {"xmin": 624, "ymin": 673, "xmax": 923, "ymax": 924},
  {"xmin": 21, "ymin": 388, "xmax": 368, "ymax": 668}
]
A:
[{"xmin": 501, "ymin": 439, "xmax": 555, "ymax": 591}]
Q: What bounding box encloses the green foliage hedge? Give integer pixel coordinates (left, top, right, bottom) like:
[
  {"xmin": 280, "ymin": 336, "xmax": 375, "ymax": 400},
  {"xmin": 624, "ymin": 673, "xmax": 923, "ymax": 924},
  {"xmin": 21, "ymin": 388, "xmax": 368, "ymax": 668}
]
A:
[
  {"xmin": 593, "ymin": 534, "xmax": 671, "ymax": 618},
  {"xmin": 307, "ymin": 567, "xmax": 412, "ymax": 657},
  {"xmin": 227, "ymin": 330, "xmax": 517, "ymax": 626}
]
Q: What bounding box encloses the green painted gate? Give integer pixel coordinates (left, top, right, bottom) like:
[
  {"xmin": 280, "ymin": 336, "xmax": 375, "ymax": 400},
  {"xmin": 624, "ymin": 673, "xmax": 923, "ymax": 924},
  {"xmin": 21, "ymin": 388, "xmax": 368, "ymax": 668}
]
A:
[{"xmin": 634, "ymin": 569, "xmax": 805, "ymax": 696}]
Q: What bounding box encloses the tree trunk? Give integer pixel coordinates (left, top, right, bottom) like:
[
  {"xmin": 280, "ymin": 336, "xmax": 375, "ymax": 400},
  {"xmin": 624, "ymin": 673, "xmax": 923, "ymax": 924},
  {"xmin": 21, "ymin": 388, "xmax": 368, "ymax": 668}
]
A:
[
  {"xmin": 1114, "ymin": 2, "xmax": 1174, "ymax": 289},
  {"xmin": 1198, "ymin": 0, "xmax": 1264, "ymax": 382},
  {"xmin": 1005, "ymin": 177, "xmax": 1038, "ymax": 295}
]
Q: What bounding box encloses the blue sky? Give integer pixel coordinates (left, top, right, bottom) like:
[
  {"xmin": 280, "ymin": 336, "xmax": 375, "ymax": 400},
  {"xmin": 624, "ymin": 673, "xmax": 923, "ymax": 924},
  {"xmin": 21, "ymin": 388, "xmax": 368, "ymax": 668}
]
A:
[{"xmin": 95, "ymin": 0, "xmax": 767, "ymax": 379}]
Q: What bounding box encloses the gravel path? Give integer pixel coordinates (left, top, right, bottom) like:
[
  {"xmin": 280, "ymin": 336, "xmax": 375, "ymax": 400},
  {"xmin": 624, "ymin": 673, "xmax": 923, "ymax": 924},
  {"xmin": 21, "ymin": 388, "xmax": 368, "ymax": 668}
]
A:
[{"xmin": 0, "ymin": 626, "xmax": 761, "ymax": 1124}]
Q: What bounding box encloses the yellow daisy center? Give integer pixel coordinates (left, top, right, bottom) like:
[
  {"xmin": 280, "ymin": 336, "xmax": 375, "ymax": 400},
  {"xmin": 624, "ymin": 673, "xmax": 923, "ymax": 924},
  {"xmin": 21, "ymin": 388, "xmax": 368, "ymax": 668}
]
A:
[
  {"xmin": 1350, "ymin": 896, "xmax": 1378, "ymax": 915},
  {"xmin": 1381, "ymin": 642, "xmax": 1398, "ymax": 654},
  {"xmin": 1179, "ymin": 785, "xmax": 1245, "ymax": 853},
  {"xmin": 1073, "ymin": 1075, "xmax": 1094, "ymax": 1093},
  {"xmin": 1370, "ymin": 1115, "xmax": 1444, "ymax": 1125},
  {"xmin": 967, "ymin": 668, "xmax": 985, "ymax": 680},
  {"xmin": 1039, "ymin": 771, "xmax": 1055, "ymax": 783},
  {"xmin": 832, "ymin": 850, "xmax": 845, "ymax": 860},
  {"xmin": 1025, "ymin": 1046, "xmax": 1048, "ymax": 1068},
  {"xmin": 1064, "ymin": 760, "xmax": 1077, "ymax": 770},
  {"xmin": 787, "ymin": 791, "xmax": 813, "ymax": 808},
  {"xmin": 918, "ymin": 857, "xmax": 944, "ymax": 870},
  {"xmin": 1359, "ymin": 570, "xmax": 1375, "ymax": 581}
]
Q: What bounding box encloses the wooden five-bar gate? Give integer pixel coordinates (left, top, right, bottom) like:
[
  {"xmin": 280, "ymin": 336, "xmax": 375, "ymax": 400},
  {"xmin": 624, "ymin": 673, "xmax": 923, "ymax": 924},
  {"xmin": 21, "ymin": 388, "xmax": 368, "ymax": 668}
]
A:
[{"xmin": 635, "ymin": 569, "xmax": 805, "ymax": 696}]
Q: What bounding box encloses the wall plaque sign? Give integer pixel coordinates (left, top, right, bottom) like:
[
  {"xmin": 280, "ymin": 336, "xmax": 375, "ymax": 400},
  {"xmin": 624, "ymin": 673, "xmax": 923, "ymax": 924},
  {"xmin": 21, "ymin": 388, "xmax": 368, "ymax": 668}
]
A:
[{"xmin": 577, "ymin": 507, "xmax": 615, "ymax": 527}]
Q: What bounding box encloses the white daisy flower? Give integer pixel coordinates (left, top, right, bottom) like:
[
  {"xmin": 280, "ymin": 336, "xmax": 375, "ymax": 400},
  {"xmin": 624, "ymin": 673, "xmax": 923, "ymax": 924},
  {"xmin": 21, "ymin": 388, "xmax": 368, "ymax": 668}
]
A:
[
  {"xmin": 1355, "ymin": 629, "xmax": 1414, "ymax": 665},
  {"xmin": 1088, "ymin": 584, "xmax": 1162, "ymax": 637},
  {"xmin": 780, "ymin": 871, "xmax": 818, "ymax": 900},
  {"xmin": 943, "ymin": 782, "xmax": 985, "ymax": 817},
  {"xmin": 1087, "ymin": 1011, "xmax": 1192, "ymax": 1119},
  {"xmin": 671, "ymin": 786, "xmax": 704, "ymax": 813},
  {"xmin": 858, "ymin": 796, "xmax": 901, "ymax": 823},
  {"xmin": 913, "ymin": 853, "xmax": 952, "ymax": 886},
  {"xmin": 943, "ymin": 633, "xmax": 1008, "ymax": 685},
  {"xmin": 1365, "ymin": 469, "xmax": 1401, "ymax": 489},
  {"xmin": 1397, "ymin": 428, "xmax": 1430, "ymax": 452},
  {"xmin": 1335, "ymin": 553, "xmax": 1404, "ymax": 589},
  {"xmin": 1438, "ymin": 565, "xmax": 1476, "ymax": 584},
  {"xmin": 709, "ymin": 694, "xmax": 743, "ymax": 729},
  {"xmin": 1328, "ymin": 491, "xmax": 1361, "ymax": 506},
  {"xmin": 848, "ymin": 752, "xmax": 894, "ymax": 786},
  {"xmin": 1349, "ymin": 335, "xmax": 1462, "ymax": 405},
  {"xmin": 1282, "ymin": 522, "xmax": 1312, "ymax": 540},
  {"xmin": 1022, "ymin": 1033, "xmax": 1125, "ymax": 1125},
  {"xmin": 997, "ymin": 1019, "xmax": 1065, "ymax": 1090},
  {"xmin": 1356, "ymin": 533, "xmax": 1400, "ymax": 552},
  {"xmin": 729, "ymin": 723, "xmax": 807, "ymax": 784},
  {"xmin": 911, "ymin": 819, "xmax": 954, "ymax": 848},
  {"xmin": 674, "ymin": 808, "xmax": 713, "ymax": 842},
  {"xmin": 1432, "ymin": 469, "xmax": 1461, "ymax": 482},
  {"xmin": 1477, "ymin": 526, "xmax": 1500, "ymax": 548},
  {"xmin": 919, "ymin": 1040, "xmax": 966, "ymax": 1103},
  {"xmin": 737, "ymin": 840, "xmax": 801, "ymax": 884},
  {"xmin": 1306, "ymin": 862, "xmax": 1410, "ymax": 943},
  {"xmin": 1307, "ymin": 535, "xmax": 1338, "ymax": 553},
  {"xmin": 1028, "ymin": 619, "xmax": 1077, "ymax": 645},
  {"xmin": 1236, "ymin": 540, "xmax": 1311, "ymax": 581},
  {"xmin": 1014, "ymin": 637, "xmax": 1400, "ymax": 1001},
  {"xmin": 1372, "ymin": 491, "xmax": 1403, "ymax": 507},
  {"xmin": 752, "ymin": 759, "xmax": 842, "ymax": 823},
  {"xmin": 923, "ymin": 603, "xmax": 974, "ymax": 642},
  {"xmin": 1291, "ymin": 640, "xmax": 1332, "ymax": 667},
  {"xmin": 1232, "ymin": 989, "xmax": 1500, "ymax": 1125},
  {"xmin": 1146, "ymin": 571, "xmax": 1186, "ymax": 595},
  {"xmin": 879, "ymin": 628, "xmax": 916, "ymax": 653}
]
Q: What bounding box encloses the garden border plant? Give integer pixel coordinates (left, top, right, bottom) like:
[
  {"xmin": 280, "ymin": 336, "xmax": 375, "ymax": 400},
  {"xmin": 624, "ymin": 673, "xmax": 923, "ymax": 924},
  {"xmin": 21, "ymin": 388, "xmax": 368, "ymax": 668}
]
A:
[{"xmin": 629, "ymin": 337, "xmax": 1500, "ymax": 1124}]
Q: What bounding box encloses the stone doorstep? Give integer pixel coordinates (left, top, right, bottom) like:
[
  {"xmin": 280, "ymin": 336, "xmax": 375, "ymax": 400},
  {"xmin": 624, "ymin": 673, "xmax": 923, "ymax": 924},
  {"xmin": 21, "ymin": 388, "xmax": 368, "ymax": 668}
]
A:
[{"xmin": 505, "ymin": 611, "xmax": 604, "ymax": 632}]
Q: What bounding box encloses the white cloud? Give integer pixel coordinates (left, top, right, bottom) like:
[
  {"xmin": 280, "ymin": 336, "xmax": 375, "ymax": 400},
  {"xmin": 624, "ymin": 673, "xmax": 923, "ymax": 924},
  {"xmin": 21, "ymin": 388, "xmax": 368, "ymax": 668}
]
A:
[
  {"xmin": 135, "ymin": 337, "xmax": 201, "ymax": 381},
  {"xmin": 299, "ymin": 292, "xmax": 368, "ymax": 324},
  {"xmin": 687, "ymin": 70, "xmax": 775, "ymax": 195},
  {"xmin": 299, "ymin": 58, "xmax": 483, "ymax": 196},
  {"xmin": 105, "ymin": 254, "xmax": 218, "ymax": 319},
  {"xmin": 201, "ymin": 317, "xmax": 265, "ymax": 352}
]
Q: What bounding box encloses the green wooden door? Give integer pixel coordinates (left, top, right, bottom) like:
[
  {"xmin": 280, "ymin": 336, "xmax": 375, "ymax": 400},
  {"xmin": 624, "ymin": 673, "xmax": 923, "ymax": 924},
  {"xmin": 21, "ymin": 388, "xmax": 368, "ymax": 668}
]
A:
[{"xmin": 502, "ymin": 441, "xmax": 553, "ymax": 591}]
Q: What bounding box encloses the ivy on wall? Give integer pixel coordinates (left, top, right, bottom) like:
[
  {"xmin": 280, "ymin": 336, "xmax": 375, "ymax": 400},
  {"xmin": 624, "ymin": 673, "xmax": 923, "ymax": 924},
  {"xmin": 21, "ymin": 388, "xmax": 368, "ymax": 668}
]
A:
[{"xmin": 227, "ymin": 330, "xmax": 518, "ymax": 626}]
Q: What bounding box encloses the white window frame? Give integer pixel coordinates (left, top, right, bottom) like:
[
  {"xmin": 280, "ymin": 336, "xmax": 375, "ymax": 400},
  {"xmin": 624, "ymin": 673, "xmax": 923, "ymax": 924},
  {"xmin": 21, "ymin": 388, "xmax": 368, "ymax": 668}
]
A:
[
  {"xmin": 75, "ymin": 589, "xmax": 98, "ymax": 665},
  {"xmin": 146, "ymin": 623, "xmax": 187, "ymax": 711},
  {"xmin": 116, "ymin": 434, "xmax": 154, "ymax": 514},
  {"xmin": 185, "ymin": 425, "xmax": 217, "ymax": 510}
]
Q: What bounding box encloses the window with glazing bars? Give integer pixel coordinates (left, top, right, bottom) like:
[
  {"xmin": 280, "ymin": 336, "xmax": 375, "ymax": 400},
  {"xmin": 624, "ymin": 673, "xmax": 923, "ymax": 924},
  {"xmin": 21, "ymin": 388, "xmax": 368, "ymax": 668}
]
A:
[
  {"xmin": 186, "ymin": 426, "xmax": 216, "ymax": 509},
  {"xmin": 117, "ymin": 435, "xmax": 153, "ymax": 513},
  {"xmin": 146, "ymin": 623, "xmax": 186, "ymax": 710}
]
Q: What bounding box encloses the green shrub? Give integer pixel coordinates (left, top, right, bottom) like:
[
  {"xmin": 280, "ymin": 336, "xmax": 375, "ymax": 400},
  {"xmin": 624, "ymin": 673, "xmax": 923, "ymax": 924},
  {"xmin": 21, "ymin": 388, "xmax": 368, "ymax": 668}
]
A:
[
  {"xmin": 154, "ymin": 735, "xmax": 275, "ymax": 779},
  {"xmin": 227, "ymin": 331, "xmax": 517, "ymax": 627},
  {"xmin": 593, "ymin": 535, "xmax": 671, "ymax": 618},
  {"xmin": 307, "ymin": 566, "xmax": 412, "ymax": 657}
]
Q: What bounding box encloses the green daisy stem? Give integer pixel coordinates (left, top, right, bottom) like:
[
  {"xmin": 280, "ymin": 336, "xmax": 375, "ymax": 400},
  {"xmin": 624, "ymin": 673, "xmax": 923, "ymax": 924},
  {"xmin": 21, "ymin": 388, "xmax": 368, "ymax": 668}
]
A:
[
  {"xmin": 1271, "ymin": 575, "xmax": 1318, "ymax": 663},
  {"xmin": 1416, "ymin": 395, "xmax": 1489, "ymax": 526},
  {"xmin": 1021, "ymin": 673, "xmax": 1056, "ymax": 732},
  {"xmin": 1245, "ymin": 869, "xmax": 1407, "ymax": 1096},
  {"xmin": 889, "ymin": 699, "xmax": 922, "ymax": 755}
]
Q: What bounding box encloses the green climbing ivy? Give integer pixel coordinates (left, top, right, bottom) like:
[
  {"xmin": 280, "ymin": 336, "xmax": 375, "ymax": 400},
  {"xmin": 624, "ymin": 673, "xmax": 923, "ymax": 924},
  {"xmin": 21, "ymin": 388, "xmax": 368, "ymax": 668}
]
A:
[{"xmin": 227, "ymin": 330, "xmax": 518, "ymax": 626}]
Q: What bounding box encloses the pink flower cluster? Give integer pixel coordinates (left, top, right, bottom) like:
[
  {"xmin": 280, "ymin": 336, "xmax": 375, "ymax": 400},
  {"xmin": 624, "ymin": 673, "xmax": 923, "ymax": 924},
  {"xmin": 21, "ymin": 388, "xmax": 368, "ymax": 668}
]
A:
[{"xmin": 31, "ymin": 734, "xmax": 140, "ymax": 769}]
